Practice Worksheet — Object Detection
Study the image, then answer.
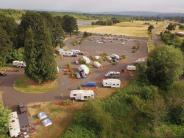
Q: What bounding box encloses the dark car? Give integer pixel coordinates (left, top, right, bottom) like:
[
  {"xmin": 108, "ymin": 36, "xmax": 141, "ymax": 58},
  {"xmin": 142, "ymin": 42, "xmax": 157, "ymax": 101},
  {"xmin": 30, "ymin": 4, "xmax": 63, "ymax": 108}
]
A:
[{"xmin": 0, "ymin": 72, "xmax": 7, "ymax": 77}]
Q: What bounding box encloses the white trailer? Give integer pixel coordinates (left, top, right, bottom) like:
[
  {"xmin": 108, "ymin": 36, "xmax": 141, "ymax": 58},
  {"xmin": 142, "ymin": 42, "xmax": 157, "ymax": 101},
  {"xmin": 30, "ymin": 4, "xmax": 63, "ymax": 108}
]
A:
[
  {"xmin": 70, "ymin": 90, "xmax": 95, "ymax": 101},
  {"xmin": 102, "ymin": 79, "xmax": 121, "ymax": 88},
  {"xmin": 82, "ymin": 56, "xmax": 91, "ymax": 64},
  {"xmin": 9, "ymin": 112, "xmax": 21, "ymax": 138},
  {"xmin": 61, "ymin": 50, "xmax": 75, "ymax": 57},
  {"xmin": 126, "ymin": 65, "xmax": 136, "ymax": 71},
  {"xmin": 13, "ymin": 61, "xmax": 26, "ymax": 68},
  {"xmin": 93, "ymin": 61, "xmax": 102, "ymax": 68}
]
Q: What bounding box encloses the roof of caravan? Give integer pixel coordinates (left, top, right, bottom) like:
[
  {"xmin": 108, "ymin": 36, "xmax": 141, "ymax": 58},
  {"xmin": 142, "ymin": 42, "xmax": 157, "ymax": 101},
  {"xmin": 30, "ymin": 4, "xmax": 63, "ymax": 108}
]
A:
[{"xmin": 9, "ymin": 112, "xmax": 21, "ymax": 137}]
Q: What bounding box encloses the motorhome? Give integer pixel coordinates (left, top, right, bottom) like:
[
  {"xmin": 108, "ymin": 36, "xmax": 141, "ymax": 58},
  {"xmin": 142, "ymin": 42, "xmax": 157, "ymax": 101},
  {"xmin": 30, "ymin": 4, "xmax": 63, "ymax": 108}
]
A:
[
  {"xmin": 102, "ymin": 79, "xmax": 121, "ymax": 88},
  {"xmin": 13, "ymin": 61, "xmax": 26, "ymax": 68},
  {"xmin": 126, "ymin": 65, "xmax": 136, "ymax": 71},
  {"xmin": 70, "ymin": 90, "xmax": 95, "ymax": 101}
]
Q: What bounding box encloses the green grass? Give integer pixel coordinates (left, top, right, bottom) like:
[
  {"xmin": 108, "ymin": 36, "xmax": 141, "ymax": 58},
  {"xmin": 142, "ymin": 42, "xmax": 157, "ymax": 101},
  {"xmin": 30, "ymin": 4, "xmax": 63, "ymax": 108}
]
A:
[{"xmin": 14, "ymin": 77, "xmax": 58, "ymax": 93}]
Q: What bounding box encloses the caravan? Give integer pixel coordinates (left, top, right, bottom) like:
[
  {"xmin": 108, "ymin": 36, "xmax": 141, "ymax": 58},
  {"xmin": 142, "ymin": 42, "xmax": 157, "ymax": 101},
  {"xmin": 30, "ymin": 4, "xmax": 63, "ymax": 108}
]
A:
[
  {"xmin": 13, "ymin": 61, "xmax": 26, "ymax": 68},
  {"xmin": 58, "ymin": 49, "xmax": 76, "ymax": 57},
  {"xmin": 102, "ymin": 79, "xmax": 121, "ymax": 88},
  {"xmin": 70, "ymin": 90, "xmax": 95, "ymax": 101},
  {"xmin": 126, "ymin": 65, "xmax": 136, "ymax": 71}
]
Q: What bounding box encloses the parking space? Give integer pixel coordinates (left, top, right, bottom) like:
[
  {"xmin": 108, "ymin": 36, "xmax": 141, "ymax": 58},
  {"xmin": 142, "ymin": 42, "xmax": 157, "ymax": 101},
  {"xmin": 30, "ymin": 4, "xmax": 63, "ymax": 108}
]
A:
[{"xmin": 0, "ymin": 34, "xmax": 148, "ymax": 107}]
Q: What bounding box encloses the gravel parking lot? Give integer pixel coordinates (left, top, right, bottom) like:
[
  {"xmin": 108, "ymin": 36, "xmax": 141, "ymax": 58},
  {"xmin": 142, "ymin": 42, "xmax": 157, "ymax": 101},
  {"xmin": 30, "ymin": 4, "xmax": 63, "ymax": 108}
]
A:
[{"xmin": 0, "ymin": 34, "xmax": 148, "ymax": 108}]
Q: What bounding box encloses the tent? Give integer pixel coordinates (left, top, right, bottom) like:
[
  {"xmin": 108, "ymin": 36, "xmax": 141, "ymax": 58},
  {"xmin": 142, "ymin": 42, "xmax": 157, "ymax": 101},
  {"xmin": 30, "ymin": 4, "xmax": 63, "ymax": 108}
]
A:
[
  {"xmin": 42, "ymin": 118, "xmax": 53, "ymax": 127},
  {"xmin": 37, "ymin": 112, "xmax": 47, "ymax": 120},
  {"xmin": 78, "ymin": 65, "xmax": 90, "ymax": 75}
]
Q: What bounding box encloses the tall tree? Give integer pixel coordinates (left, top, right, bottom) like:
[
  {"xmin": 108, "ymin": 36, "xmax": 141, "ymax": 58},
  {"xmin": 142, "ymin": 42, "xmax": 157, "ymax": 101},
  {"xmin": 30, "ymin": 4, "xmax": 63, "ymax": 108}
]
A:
[
  {"xmin": 0, "ymin": 26, "xmax": 12, "ymax": 67},
  {"xmin": 62, "ymin": 15, "xmax": 78, "ymax": 36},
  {"xmin": 167, "ymin": 23, "xmax": 176, "ymax": 31},
  {"xmin": 147, "ymin": 46, "xmax": 184, "ymax": 89},
  {"xmin": 52, "ymin": 16, "xmax": 64, "ymax": 47},
  {"xmin": 0, "ymin": 15, "xmax": 17, "ymax": 48},
  {"xmin": 148, "ymin": 25, "xmax": 154, "ymax": 34},
  {"xmin": 24, "ymin": 14, "xmax": 57, "ymax": 83}
]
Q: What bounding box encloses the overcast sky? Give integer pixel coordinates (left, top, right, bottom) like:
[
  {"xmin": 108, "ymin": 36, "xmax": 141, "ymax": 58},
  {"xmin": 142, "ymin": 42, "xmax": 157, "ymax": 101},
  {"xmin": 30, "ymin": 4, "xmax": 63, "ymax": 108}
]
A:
[{"xmin": 0, "ymin": 0, "xmax": 184, "ymax": 13}]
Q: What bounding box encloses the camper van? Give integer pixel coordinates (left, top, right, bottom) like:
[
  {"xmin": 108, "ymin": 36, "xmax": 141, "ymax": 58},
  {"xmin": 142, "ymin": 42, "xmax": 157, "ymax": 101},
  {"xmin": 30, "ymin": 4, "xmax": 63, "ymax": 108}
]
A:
[
  {"xmin": 13, "ymin": 61, "xmax": 26, "ymax": 68},
  {"xmin": 70, "ymin": 90, "xmax": 95, "ymax": 101},
  {"xmin": 126, "ymin": 65, "xmax": 136, "ymax": 71},
  {"xmin": 102, "ymin": 79, "xmax": 121, "ymax": 88}
]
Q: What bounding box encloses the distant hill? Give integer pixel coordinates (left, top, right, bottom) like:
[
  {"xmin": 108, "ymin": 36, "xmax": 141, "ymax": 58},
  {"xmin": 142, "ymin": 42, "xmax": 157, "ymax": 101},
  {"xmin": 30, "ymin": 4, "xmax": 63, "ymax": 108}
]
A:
[{"xmin": 94, "ymin": 11, "xmax": 184, "ymax": 17}]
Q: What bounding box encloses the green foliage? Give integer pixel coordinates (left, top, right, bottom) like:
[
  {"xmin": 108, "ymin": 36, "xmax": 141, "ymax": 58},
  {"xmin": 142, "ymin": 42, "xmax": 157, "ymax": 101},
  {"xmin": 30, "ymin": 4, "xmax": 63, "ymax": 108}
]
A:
[
  {"xmin": 0, "ymin": 15, "xmax": 18, "ymax": 47},
  {"xmin": 167, "ymin": 23, "xmax": 177, "ymax": 31},
  {"xmin": 0, "ymin": 26, "xmax": 13, "ymax": 67},
  {"xmin": 161, "ymin": 31, "xmax": 183, "ymax": 49},
  {"xmin": 147, "ymin": 46, "xmax": 184, "ymax": 89},
  {"xmin": 148, "ymin": 25, "xmax": 154, "ymax": 33},
  {"xmin": 91, "ymin": 18, "xmax": 120, "ymax": 26},
  {"xmin": 23, "ymin": 14, "xmax": 57, "ymax": 83},
  {"xmin": 62, "ymin": 83, "xmax": 166, "ymax": 138},
  {"xmin": 0, "ymin": 104, "xmax": 10, "ymax": 136},
  {"xmin": 62, "ymin": 15, "xmax": 78, "ymax": 35}
]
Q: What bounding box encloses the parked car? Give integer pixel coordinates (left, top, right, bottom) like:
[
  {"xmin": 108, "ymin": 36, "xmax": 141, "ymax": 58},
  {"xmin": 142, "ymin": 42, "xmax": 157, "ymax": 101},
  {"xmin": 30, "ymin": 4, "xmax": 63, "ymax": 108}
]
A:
[
  {"xmin": 0, "ymin": 72, "xmax": 7, "ymax": 77},
  {"xmin": 126, "ymin": 65, "xmax": 136, "ymax": 71},
  {"xmin": 82, "ymin": 82, "xmax": 97, "ymax": 87}
]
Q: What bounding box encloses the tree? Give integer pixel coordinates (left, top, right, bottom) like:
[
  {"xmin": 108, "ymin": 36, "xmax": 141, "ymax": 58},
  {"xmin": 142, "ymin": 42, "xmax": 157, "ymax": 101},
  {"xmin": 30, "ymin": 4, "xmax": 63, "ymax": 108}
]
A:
[
  {"xmin": 0, "ymin": 26, "xmax": 13, "ymax": 67},
  {"xmin": 147, "ymin": 46, "xmax": 184, "ymax": 89},
  {"xmin": 148, "ymin": 25, "xmax": 154, "ymax": 34},
  {"xmin": 0, "ymin": 104, "xmax": 10, "ymax": 136},
  {"xmin": 62, "ymin": 15, "xmax": 78, "ymax": 36},
  {"xmin": 24, "ymin": 14, "xmax": 57, "ymax": 83},
  {"xmin": 52, "ymin": 16, "xmax": 64, "ymax": 47},
  {"xmin": 167, "ymin": 23, "xmax": 176, "ymax": 31},
  {"xmin": 0, "ymin": 15, "xmax": 17, "ymax": 47}
]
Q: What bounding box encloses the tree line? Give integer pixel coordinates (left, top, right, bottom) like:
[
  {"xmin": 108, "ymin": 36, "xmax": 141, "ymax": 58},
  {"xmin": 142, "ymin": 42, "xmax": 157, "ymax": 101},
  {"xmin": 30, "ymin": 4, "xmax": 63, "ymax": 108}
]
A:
[
  {"xmin": 92, "ymin": 17, "xmax": 120, "ymax": 26},
  {"xmin": 0, "ymin": 12, "xmax": 78, "ymax": 83}
]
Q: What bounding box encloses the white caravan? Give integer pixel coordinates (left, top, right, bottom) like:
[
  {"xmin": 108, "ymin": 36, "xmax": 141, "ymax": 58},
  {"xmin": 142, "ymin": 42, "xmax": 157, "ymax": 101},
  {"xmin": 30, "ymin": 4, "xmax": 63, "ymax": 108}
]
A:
[
  {"xmin": 93, "ymin": 61, "xmax": 102, "ymax": 68},
  {"xmin": 82, "ymin": 56, "xmax": 91, "ymax": 64},
  {"xmin": 102, "ymin": 79, "xmax": 121, "ymax": 88},
  {"xmin": 70, "ymin": 90, "xmax": 95, "ymax": 101},
  {"xmin": 9, "ymin": 112, "xmax": 21, "ymax": 138},
  {"xmin": 13, "ymin": 61, "xmax": 26, "ymax": 68},
  {"xmin": 126, "ymin": 65, "xmax": 136, "ymax": 71}
]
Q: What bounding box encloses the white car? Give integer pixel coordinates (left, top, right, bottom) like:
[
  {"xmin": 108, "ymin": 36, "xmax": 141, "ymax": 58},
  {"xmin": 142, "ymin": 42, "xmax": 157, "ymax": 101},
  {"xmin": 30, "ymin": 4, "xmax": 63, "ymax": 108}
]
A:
[{"xmin": 105, "ymin": 71, "xmax": 120, "ymax": 78}]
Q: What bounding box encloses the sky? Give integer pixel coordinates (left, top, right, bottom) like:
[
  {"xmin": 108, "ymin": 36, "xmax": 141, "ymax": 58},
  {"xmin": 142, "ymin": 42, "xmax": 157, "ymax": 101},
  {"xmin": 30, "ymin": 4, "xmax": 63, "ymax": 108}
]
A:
[{"xmin": 0, "ymin": 0, "xmax": 184, "ymax": 13}]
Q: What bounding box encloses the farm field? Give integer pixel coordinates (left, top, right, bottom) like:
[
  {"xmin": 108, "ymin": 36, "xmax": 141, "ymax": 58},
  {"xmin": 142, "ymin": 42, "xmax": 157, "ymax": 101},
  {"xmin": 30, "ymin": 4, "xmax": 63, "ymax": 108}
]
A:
[{"xmin": 79, "ymin": 20, "xmax": 169, "ymax": 37}]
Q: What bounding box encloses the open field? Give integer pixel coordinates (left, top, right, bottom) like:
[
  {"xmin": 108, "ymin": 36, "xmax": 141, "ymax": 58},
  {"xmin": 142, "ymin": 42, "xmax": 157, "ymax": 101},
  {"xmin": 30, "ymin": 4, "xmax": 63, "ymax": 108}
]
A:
[
  {"xmin": 79, "ymin": 20, "xmax": 170, "ymax": 37},
  {"xmin": 14, "ymin": 76, "xmax": 58, "ymax": 93}
]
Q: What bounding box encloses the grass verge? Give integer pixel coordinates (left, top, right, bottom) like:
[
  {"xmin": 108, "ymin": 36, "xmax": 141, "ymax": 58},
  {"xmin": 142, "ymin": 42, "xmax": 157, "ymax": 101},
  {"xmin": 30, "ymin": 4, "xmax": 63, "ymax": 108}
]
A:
[{"xmin": 14, "ymin": 77, "xmax": 58, "ymax": 93}]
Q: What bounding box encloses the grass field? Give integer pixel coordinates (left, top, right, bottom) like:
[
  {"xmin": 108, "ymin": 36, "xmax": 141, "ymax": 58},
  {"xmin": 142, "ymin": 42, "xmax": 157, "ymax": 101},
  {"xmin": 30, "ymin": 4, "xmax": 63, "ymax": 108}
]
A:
[
  {"xmin": 29, "ymin": 102, "xmax": 82, "ymax": 138},
  {"xmin": 14, "ymin": 77, "xmax": 58, "ymax": 93},
  {"xmin": 79, "ymin": 20, "xmax": 169, "ymax": 37},
  {"xmin": 28, "ymin": 88, "xmax": 116, "ymax": 138}
]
